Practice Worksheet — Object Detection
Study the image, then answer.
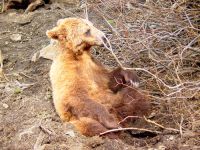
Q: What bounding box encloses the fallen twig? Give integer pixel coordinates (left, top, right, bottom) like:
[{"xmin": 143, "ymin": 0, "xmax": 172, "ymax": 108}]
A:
[
  {"xmin": 100, "ymin": 127, "xmax": 161, "ymax": 136},
  {"xmin": 118, "ymin": 116, "xmax": 142, "ymax": 125},
  {"xmin": 33, "ymin": 131, "xmax": 46, "ymax": 150},
  {"xmin": 179, "ymin": 115, "xmax": 184, "ymax": 138},
  {"xmin": 39, "ymin": 125, "xmax": 55, "ymax": 135},
  {"xmin": 143, "ymin": 116, "xmax": 180, "ymax": 133},
  {"xmin": 0, "ymin": 50, "xmax": 3, "ymax": 69},
  {"xmin": 1, "ymin": 0, "xmax": 5, "ymax": 13}
]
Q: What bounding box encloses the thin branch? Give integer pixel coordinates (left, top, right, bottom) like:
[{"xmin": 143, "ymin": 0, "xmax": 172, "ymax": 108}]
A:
[
  {"xmin": 100, "ymin": 127, "xmax": 161, "ymax": 136},
  {"xmin": 1, "ymin": 0, "xmax": 4, "ymax": 13},
  {"xmin": 84, "ymin": 0, "xmax": 89, "ymax": 20},
  {"xmin": 33, "ymin": 131, "xmax": 46, "ymax": 150},
  {"xmin": 184, "ymin": 11, "xmax": 195, "ymax": 29},
  {"xmin": 144, "ymin": 116, "xmax": 180, "ymax": 132},
  {"xmin": 180, "ymin": 34, "xmax": 200, "ymax": 59},
  {"xmin": 179, "ymin": 115, "xmax": 184, "ymax": 138},
  {"xmin": 118, "ymin": 116, "xmax": 142, "ymax": 125}
]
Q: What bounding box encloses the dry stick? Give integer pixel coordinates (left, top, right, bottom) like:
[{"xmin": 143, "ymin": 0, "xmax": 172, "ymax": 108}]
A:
[
  {"xmin": 143, "ymin": 116, "xmax": 165, "ymax": 128},
  {"xmin": 33, "ymin": 131, "xmax": 46, "ymax": 150},
  {"xmin": 0, "ymin": 50, "xmax": 3, "ymax": 68},
  {"xmin": 184, "ymin": 11, "xmax": 195, "ymax": 29},
  {"xmin": 100, "ymin": 127, "xmax": 161, "ymax": 136},
  {"xmin": 180, "ymin": 34, "xmax": 200, "ymax": 60},
  {"xmin": 84, "ymin": 0, "xmax": 89, "ymax": 20},
  {"xmin": 143, "ymin": 116, "xmax": 180, "ymax": 132},
  {"xmin": 100, "ymin": 10, "xmax": 198, "ymax": 91},
  {"xmin": 102, "ymin": 38, "xmax": 170, "ymax": 88},
  {"xmin": 118, "ymin": 116, "xmax": 142, "ymax": 125},
  {"xmin": 179, "ymin": 115, "xmax": 184, "ymax": 138},
  {"xmin": 39, "ymin": 125, "xmax": 54, "ymax": 135},
  {"xmin": 102, "ymin": 36, "xmax": 123, "ymax": 68},
  {"xmin": 102, "ymin": 38, "xmax": 199, "ymax": 90},
  {"xmin": 102, "ymin": 16, "xmax": 120, "ymax": 36},
  {"xmin": 1, "ymin": 0, "xmax": 4, "ymax": 13},
  {"xmin": 19, "ymin": 72, "xmax": 35, "ymax": 79},
  {"xmin": 117, "ymin": 115, "xmax": 180, "ymax": 133}
]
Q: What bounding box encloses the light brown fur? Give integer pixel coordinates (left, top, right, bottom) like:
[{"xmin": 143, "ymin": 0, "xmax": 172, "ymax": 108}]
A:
[{"xmin": 47, "ymin": 18, "xmax": 150, "ymax": 137}]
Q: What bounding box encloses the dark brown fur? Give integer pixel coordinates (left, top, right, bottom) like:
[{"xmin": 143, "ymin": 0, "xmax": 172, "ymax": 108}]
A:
[{"xmin": 109, "ymin": 67, "xmax": 140, "ymax": 93}]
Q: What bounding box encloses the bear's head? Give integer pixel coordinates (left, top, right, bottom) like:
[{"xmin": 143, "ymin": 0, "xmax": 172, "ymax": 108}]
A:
[{"xmin": 46, "ymin": 18, "xmax": 106, "ymax": 54}]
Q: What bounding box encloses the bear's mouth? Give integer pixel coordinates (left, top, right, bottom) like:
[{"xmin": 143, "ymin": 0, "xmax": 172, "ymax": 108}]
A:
[{"xmin": 84, "ymin": 44, "xmax": 92, "ymax": 50}]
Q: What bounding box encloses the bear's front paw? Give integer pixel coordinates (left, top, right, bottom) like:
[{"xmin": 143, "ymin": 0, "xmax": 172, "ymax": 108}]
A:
[
  {"xmin": 109, "ymin": 67, "xmax": 140, "ymax": 93},
  {"xmin": 120, "ymin": 69, "xmax": 139, "ymax": 88}
]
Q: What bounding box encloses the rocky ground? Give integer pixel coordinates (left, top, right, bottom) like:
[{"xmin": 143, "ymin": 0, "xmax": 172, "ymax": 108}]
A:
[{"xmin": 0, "ymin": 1, "xmax": 199, "ymax": 150}]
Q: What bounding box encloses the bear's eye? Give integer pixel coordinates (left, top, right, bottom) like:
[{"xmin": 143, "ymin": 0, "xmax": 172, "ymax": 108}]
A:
[{"xmin": 85, "ymin": 29, "xmax": 91, "ymax": 36}]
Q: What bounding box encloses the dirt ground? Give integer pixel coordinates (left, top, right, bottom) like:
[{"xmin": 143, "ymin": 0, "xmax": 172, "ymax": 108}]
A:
[{"xmin": 0, "ymin": 1, "xmax": 200, "ymax": 150}]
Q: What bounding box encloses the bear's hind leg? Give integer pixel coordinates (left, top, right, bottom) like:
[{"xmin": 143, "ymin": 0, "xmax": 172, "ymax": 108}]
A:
[{"xmin": 70, "ymin": 117, "xmax": 118, "ymax": 138}]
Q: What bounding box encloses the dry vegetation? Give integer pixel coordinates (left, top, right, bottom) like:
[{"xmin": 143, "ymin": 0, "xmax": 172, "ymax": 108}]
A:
[
  {"xmin": 0, "ymin": 0, "xmax": 199, "ymax": 149},
  {"xmin": 86, "ymin": 0, "xmax": 200, "ymax": 146}
]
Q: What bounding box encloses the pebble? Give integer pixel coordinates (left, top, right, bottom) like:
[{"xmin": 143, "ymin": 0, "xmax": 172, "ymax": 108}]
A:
[
  {"xmin": 169, "ymin": 135, "xmax": 174, "ymax": 140},
  {"xmin": 2, "ymin": 103, "xmax": 9, "ymax": 109},
  {"xmin": 10, "ymin": 34, "xmax": 22, "ymax": 42},
  {"xmin": 150, "ymin": 24, "xmax": 157, "ymax": 29},
  {"xmin": 158, "ymin": 145, "xmax": 166, "ymax": 150},
  {"xmin": 65, "ymin": 130, "xmax": 75, "ymax": 137},
  {"xmin": 8, "ymin": 12, "xmax": 17, "ymax": 17}
]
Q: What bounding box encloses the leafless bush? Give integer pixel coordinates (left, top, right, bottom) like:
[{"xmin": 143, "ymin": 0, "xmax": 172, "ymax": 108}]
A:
[{"xmin": 86, "ymin": 0, "xmax": 200, "ymax": 135}]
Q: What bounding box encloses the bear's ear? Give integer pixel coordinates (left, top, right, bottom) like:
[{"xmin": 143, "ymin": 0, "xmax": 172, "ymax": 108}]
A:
[
  {"xmin": 46, "ymin": 27, "xmax": 66, "ymax": 41},
  {"xmin": 57, "ymin": 18, "xmax": 65, "ymax": 25}
]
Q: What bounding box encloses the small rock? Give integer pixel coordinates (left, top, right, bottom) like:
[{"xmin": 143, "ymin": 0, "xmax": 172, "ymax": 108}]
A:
[
  {"xmin": 5, "ymin": 41, "xmax": 9, "ymax": 45},
  {"xmin": 65, "ymin": 130, "xmax": 75, "ymax": 137},
  {"xmin": 10, "ymin": 34, "xmax": 22, "ymax": 42},
  {"xmin": 8, "ymin": 12, "xmax": 17, "ymax": 17},
  {"xmin": 150, "ymin": 24, "xmax": 157, "ymax": 29},
  {"xmin": 158, "ymin": 145, "xmax": 166, "ymax": 150},
  {"xmin": 2, "ymin": 103, "xmax": 9, "ymax": 109},
  {"xmin": 126, "ymin": 2, "xmax": 133, "ymax": 10},
  {"xmin": 169, "ymin": 135, "xmax": 174, "ymax": 140}
]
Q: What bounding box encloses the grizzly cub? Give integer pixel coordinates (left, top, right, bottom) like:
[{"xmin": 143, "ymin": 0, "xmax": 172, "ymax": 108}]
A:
[{"xmin": 46, "ymin": 18, "xmax": 150, "ymax": 137}]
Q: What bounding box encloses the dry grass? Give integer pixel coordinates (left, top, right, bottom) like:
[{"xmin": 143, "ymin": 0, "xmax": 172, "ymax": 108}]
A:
[{"xmin": 86, "ymin": 0, "xmax": 200, "ymax": 139}]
